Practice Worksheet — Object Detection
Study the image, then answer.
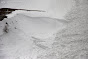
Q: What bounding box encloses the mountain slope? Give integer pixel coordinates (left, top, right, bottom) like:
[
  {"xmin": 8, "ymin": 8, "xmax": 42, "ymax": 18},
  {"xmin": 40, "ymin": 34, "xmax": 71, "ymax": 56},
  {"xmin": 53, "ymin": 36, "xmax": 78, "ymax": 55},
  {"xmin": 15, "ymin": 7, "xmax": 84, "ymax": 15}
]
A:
[{"xmin": 0, "ymin": 14, "xmax": 67, "ymax": 59}]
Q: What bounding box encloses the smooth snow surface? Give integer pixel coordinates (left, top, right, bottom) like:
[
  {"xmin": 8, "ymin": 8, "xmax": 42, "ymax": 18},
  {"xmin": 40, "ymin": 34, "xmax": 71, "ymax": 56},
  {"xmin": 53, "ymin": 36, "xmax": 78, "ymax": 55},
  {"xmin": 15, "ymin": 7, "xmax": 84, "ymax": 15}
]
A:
[
  {"xmin": 0, "ymin": 14, "xmax": 67, "ymax": 59},
  {"xmin": 1, "ymin": 14, "xmax": 66, "ymax": 39}
]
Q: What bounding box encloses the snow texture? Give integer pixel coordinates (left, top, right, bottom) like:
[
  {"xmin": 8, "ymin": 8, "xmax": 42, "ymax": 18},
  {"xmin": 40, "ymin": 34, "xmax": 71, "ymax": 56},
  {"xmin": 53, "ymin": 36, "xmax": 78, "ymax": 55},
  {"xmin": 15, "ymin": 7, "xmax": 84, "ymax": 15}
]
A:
[
  {"xmin": 0, "ymin": 0, "xmax": 88, "ymax": 59},
  {"xmin": 0, "ymin": 14, "xmax": 67, "ymax": 59}
]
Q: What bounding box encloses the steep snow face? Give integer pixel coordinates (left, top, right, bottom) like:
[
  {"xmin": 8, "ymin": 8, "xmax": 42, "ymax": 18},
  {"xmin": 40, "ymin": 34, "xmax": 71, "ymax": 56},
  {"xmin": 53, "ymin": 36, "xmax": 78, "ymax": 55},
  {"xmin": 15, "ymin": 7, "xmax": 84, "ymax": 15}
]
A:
[
  {"xmin": 4, "ymin": 14, "xmax": 67, "ymax": 39},
  {"xmin": 0, "ymin": 0, "xmax": 75, "ymax": 19}
]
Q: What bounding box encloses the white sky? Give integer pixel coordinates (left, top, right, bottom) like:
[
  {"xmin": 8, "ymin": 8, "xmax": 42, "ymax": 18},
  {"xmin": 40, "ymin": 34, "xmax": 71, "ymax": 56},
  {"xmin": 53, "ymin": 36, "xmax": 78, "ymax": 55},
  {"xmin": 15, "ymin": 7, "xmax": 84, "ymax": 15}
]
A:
[{"xmin": 0, "ymin": 0, "xmax": 75, "ymax": 19}]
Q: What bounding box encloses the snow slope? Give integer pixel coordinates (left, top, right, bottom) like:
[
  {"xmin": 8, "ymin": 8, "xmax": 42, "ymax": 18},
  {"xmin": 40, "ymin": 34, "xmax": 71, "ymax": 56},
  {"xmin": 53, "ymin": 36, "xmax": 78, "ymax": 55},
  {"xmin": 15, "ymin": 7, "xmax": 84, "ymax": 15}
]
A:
[
  {"xmin": 0, "ymin": 14, "xmax": 67, "ymax": 59},
  {"xmin": 0, "ymin": 0, "xmax": 88, "ymax": 59},
  {"xmin": 0, "ymin": 14, "xmax": 67, "ymax": 39}
]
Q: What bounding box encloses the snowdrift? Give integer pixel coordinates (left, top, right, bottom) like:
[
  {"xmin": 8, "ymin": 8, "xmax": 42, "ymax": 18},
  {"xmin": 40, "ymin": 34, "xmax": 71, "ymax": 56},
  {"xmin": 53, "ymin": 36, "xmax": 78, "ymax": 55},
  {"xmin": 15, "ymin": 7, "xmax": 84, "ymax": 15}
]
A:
[
  {"xmin": 0, "ymin": 14, "xmax": 66, "ymax": 39},
  {"xmin": 0, "ymin": 14, "xmax": 67, "ymax": 59}
]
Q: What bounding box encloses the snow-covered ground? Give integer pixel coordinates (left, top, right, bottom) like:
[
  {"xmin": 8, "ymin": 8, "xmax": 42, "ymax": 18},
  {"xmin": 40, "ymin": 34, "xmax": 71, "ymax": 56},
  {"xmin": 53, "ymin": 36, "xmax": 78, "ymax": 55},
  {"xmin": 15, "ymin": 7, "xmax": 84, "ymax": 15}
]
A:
[
  {"xmin": 0, "ymin": 14, "xmax": 67, "ymax": 39},
  {"xmin": 0, "ymin": 0, "xmax": 74, "ymax": 59},
  {"xmin": 0, "ymin": 0, "xmax": 88, "ymax": 59},
  {"xmin": 0, "ymin": 14, "xmax": 67, "ymax": 59}
]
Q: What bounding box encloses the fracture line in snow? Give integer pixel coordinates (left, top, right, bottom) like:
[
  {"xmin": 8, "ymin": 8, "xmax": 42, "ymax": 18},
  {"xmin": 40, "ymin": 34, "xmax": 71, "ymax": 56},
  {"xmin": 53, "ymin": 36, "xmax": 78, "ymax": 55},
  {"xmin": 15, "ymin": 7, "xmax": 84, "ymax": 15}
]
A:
[{"xmin": 0, "ymin": 8, "xmax": 45, "ymax": 21}]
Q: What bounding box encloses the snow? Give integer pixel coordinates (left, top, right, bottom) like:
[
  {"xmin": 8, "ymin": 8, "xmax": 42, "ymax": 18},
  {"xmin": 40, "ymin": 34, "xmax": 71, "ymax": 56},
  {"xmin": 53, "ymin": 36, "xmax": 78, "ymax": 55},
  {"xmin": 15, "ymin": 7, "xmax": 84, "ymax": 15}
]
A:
[
  {"xmin": 0, "ymin": 14, "xmax": 67, "ymax": 59},
  {"xmin": 1, "ymin": 0, "xmax": 88, "ymax": 59},
  {"xmin": 0, "ymin": 0, "xmax": 75, "ymax": 19},
  {"xmin": 1, "ymin": 14, "xmax": 66, "ymax": 39}
]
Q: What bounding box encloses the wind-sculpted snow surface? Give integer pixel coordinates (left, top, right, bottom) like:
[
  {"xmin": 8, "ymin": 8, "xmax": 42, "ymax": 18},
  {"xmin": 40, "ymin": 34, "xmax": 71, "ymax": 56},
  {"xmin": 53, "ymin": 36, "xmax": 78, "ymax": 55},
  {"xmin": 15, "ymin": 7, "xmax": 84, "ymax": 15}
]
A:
[
  {"xmin": 0, "ymin": 0, "xmax": 88, "ymax": 59},
  {"xmin": 0, "ymin": 14, "xmax": 67, "ymax": 59},
  {"xmin": 6, "ymin": 14, "xmax": 66, "ymax": 38}
]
